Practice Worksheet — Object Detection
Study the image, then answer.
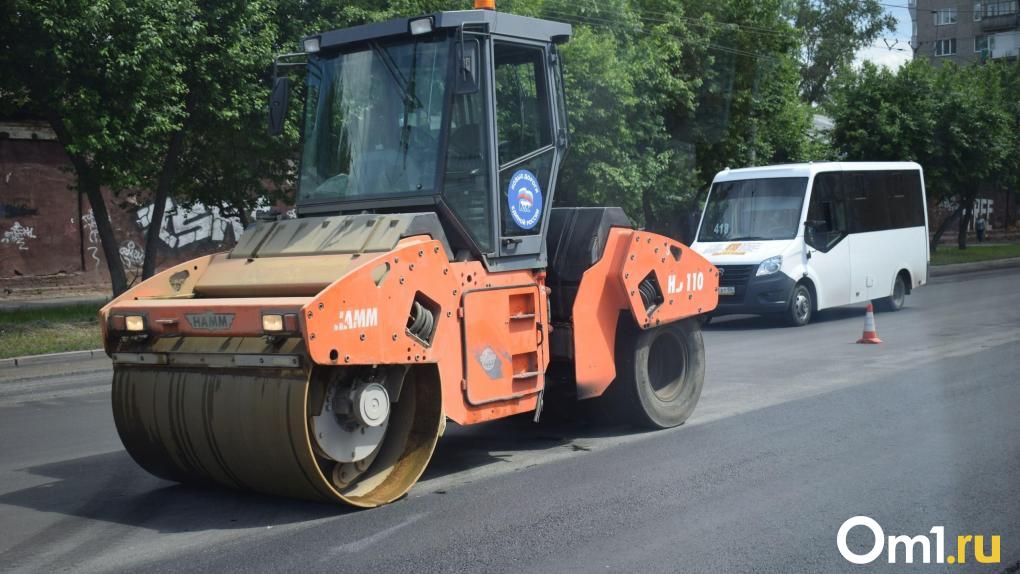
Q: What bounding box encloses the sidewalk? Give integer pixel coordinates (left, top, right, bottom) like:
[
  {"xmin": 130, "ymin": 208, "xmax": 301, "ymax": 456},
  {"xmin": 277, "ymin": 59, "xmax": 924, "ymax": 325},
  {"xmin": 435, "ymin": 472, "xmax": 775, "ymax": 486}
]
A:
[
  {"xmin": 0, "ymin": 348, "xmax": 106, "ymax": 369},
  {"xmin": 0, "ymin": 295, "xmax": 110, "ymax": 313},
  {"xmin": 929, "ymin": 256, "xmax": 1020, "ymax": 277}
]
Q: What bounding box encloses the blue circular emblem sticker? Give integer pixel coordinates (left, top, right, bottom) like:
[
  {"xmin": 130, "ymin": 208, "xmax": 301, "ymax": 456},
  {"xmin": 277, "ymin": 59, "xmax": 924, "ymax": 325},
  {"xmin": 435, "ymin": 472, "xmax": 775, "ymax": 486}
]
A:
[{"xmin": 507, "ymin": 170, "xmax": 543, "ymax": 231}]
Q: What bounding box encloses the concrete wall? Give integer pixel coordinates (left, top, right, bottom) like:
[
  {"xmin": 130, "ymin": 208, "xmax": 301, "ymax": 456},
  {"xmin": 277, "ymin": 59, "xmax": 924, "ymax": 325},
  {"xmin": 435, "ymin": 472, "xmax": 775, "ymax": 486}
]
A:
[
  {"xmin": 915, "ymin": 0, "xmax": 984, "ymax": 65},
  {"xmin": 915, "ymin": 0, "xmax": 1019, "ymax": 64}
]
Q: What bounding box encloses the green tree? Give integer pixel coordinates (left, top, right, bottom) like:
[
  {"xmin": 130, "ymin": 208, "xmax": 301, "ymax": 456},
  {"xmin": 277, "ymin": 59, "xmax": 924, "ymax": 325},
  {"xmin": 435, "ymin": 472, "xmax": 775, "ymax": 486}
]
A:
[
  {"xmin": 523, "ymin": 0, "xmax": 819, "ymax": 238},
  {"xmin": 2, "ymin": 0, "xmax": 823, "ymax": 297},
  {"xmin": 541, "ymin": 0, "xmax": 704, "ymax": 231},
  {"xmin": 828, "ymin": 60, "xmax": 1012, "ymax": 251},
  {"xmin": 994, "ymin": 63, "xmax": 1020, "ymax": 232},
  {"xmin": 667, "ymin": 0, "xmax": 821, "ymax": 238},
  {"xmin": 1, "ymin": 1, "xmax": 313, "ymax": 289},
  {"xmin": 140, "ymin": 0, "xmax": 305, "ymax": 279},
  {"xmin": 0, "ymin": 0, "xmax": 200, "ymax": 294},
  {"xmin": 791, "ymin": 0, "xmax": 896, "ymax": 105}
]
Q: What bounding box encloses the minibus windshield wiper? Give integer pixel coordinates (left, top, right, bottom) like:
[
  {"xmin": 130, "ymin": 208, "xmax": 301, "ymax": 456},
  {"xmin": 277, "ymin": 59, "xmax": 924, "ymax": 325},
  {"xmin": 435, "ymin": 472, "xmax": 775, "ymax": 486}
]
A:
[{"xmin": 727, "ymin": 236, "xmax": 769, "ymax": 241}]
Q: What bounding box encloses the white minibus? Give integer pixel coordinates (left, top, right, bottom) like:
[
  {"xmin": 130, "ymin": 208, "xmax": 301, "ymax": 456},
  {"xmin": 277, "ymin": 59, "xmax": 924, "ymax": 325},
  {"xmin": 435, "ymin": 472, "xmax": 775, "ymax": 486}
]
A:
[{"xmin": 691, "ymin": 162, "xmax": 929, "ymax": 326}]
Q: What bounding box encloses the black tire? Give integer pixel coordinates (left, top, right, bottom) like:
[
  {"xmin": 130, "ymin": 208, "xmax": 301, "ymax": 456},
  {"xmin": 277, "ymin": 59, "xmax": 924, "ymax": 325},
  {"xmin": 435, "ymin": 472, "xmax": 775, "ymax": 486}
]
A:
[
  {"xmin": 785, "ymin": 283, "xmax": 814, "ymax": 327},
  {"xmin": 606, "ymin": 318, "xmax": 705, "ymax": 429},
  {"xmin": 877, "ymin": 274, "xmax": 907, "ymax": 312}
]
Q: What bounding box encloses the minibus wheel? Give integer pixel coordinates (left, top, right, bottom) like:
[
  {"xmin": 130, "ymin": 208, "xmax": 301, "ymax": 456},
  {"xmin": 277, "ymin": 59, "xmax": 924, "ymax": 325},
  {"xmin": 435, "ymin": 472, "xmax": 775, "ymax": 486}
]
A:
[
  {"xmin": 878, "ymin": 274, "xmax": 907, "ymax": 312},
  {"xmin": 785, "ymin": 283, "xmax": 813, "ymax": 327}
]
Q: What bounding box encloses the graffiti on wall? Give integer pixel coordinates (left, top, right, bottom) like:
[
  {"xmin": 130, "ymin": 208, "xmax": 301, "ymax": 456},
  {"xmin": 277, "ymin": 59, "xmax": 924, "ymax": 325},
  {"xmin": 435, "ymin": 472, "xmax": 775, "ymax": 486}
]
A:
[
  {"xmin": 67, "ymin": 200, "xmax": 286, "ymax": 275},
  {"xmin": 0, "ymin": 203, "xmax": 40, "ymax": 219},
  {"xmin": 80, "ymin": 210, "xmax": 101, "ymax": 269},
  {"xmin": 76, "ymin": 210, "xmax": 158, "ymax": 273},
  {"xmin": 119, "ymin": 240, "xmax": 145, "ymax": 271},
  {"xmin": 137, "ymin": 199, "xmax": 245, "ymax": 249},
  {"xmin": 1, "ymin": 222, "xmax": 37, "ymax": 250}
]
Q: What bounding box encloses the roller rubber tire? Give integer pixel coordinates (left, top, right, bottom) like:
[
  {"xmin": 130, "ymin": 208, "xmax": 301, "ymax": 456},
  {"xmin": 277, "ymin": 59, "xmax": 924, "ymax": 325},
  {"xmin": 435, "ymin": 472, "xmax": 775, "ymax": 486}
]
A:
[{"xmin": 607, "ymin": 318, "xmax": 705, "ymax": 429}]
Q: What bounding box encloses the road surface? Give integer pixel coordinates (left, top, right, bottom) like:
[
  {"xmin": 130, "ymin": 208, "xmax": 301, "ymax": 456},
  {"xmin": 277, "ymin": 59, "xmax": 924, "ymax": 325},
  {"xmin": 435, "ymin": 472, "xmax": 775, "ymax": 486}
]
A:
[{"xmin": 1, "ymin": 268, "xmax": 1018, "ymax": 573}]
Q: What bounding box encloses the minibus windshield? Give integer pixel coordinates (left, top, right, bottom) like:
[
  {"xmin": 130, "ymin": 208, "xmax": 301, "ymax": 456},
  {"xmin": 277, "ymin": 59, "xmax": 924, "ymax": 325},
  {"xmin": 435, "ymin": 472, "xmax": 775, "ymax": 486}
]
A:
[{"xmin": 697, "ymin": 177, "xmax": 808, "ymax": 242}]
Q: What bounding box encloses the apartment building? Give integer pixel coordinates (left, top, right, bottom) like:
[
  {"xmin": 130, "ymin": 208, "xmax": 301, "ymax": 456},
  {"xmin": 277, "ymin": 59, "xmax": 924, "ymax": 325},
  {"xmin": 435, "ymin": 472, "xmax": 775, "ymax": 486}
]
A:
[{"xmin": 910, "ymin": 0, "xmax": 1020, "ymax": 64}]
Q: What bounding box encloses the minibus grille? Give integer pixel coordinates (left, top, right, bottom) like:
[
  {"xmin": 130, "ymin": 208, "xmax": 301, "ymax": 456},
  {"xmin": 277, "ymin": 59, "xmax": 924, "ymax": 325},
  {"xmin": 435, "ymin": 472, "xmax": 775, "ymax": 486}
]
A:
[
  {"xmin": 717, "ymin": 264, "xmax": 755, "ymax": 301},
  {"xmin": 717, "ymin": 265, "xmax": 754, "ymax": 286}
]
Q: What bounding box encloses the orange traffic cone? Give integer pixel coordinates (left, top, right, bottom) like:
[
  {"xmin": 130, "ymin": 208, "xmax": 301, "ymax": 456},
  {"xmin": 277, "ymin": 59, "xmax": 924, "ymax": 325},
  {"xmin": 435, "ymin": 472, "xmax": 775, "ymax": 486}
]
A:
[{"xmin": 856, "ymin": 302, "xmax": 882, "ymax": 344}]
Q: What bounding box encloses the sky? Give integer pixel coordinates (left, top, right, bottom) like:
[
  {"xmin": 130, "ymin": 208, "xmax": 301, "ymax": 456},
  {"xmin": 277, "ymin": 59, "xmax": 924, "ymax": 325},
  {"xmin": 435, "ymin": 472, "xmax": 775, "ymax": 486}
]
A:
[{"xmin": 855, "ymin": 3, "xmax": 914, "ymax": 69}]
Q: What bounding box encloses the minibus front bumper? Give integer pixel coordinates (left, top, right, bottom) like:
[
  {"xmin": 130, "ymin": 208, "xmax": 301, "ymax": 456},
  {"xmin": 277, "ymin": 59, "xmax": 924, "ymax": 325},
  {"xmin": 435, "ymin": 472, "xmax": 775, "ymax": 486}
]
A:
[{"xmin": 712, "ymin": 266, "xmax": 796, "ymax": 316}]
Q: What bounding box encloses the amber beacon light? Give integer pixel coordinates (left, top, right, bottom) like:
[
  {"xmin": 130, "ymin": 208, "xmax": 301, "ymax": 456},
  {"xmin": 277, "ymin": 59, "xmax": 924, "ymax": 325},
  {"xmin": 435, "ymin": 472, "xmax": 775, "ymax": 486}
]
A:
[{"xmin": 474, "ymin": 0, "xmax": 496, "ymax": 10}]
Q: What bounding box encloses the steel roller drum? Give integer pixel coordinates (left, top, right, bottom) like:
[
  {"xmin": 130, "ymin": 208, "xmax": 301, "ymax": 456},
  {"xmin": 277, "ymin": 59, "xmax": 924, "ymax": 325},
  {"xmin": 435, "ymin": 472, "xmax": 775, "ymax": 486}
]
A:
[{"xmin": 111, "ymin": 364, "xmax": 443, "ymax": 508}]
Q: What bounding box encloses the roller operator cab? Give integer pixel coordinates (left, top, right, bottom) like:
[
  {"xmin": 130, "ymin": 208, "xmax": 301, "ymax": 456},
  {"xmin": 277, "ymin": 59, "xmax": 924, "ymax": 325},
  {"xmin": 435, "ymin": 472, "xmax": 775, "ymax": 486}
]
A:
[
  {"xmin": 692, "ymin": 162, "xmax": 929, "ymax": 326},
  {"xmin": 100, "ymin": 5, "xmax": 719, "ymax": 508}
]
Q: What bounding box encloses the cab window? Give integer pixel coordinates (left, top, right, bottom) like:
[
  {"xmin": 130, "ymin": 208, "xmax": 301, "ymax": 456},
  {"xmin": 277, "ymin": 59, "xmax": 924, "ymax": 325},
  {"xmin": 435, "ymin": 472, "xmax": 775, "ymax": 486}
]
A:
[
  {"xmin": 494, "ymin": 43, "xmax": 552, "ymax": 161},
  {"xmin": 443, "ymin": 38, "xmax": 493, "ymax": 252},
  {"xmin": 494, "ymin": 42, "xmax": 554, "ymax": 238}
]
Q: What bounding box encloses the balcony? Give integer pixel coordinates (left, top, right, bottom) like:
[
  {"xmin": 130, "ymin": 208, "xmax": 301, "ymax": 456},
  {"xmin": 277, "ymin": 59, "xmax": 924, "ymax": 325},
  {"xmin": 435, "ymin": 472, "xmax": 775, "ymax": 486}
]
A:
[
  {"xmin": 991, "ymin": 46, "xmax": 1019, "ymax": 59},
  {"xmin": 982, "ymin": 1, "xmax": 1019, "ymax": 31},
  {"xmin": 982, "ymin": 12, "xmax": 1019, "ymax": 30}
]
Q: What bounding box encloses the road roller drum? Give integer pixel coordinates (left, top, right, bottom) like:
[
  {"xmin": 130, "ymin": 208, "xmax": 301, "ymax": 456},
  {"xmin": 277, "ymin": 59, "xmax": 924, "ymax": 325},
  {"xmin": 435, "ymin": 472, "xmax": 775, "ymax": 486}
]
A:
[{"xmin": 112, "ymin": 363, "xmax": 442, "ymax": 507}]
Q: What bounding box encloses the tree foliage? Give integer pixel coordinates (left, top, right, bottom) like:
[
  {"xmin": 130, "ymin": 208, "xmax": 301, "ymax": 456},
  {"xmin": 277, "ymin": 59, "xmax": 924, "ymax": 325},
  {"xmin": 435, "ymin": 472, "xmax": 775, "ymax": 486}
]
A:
[
  {"xmin": 525, "ymin": 0, "xmax": 823, "ymax": 238},
  {"xmin": 1, "ymin": 0, "xmax": 853, "ymax": 295},
  {"xmin": 1, "ymin": 0, "xmax": 204, "ymax": 293},
  {"xmin": 791, "ymin": 0, "xmax": 896, "ymax": 105},
  {"xmin": 828, "ymin": 60, "xmax": 1016, "ymax": 250}
]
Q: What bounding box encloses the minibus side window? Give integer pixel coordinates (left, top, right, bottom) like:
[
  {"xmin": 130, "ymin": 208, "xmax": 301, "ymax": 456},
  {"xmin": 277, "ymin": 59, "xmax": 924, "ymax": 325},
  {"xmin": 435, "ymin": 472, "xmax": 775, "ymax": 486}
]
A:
[
  {"xmin": 846, "ymin": 171, "xmax": 892, "ymax": 233},
  {"xmin": 805, "ymin": 172, "xmax": 848, "ymax": 252},
  {"xmin": 886, "ymin": 171, "xmax": 926, "ymax": 229}
]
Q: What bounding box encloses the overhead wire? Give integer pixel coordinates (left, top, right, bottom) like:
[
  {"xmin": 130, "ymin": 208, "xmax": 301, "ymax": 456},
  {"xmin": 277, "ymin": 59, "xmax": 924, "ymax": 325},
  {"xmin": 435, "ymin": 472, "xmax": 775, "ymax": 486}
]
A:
[
  {"xmin": 444, "ymin": 0, "xmax": 797, "ymax": 39},
  {"xmin": 541, "ymin": 10, "xmax": 779, "ymax": 62},
  {"xmin": 876, "ymin": 1, "xmax": 984, "ymax": 14},
  {"xmin": 447, "ymin": 1, "xmax": 921, "ymax": 60},
  {"xmin": 536, "ymin": 7, "xmax": 788, "ymax": 62}
]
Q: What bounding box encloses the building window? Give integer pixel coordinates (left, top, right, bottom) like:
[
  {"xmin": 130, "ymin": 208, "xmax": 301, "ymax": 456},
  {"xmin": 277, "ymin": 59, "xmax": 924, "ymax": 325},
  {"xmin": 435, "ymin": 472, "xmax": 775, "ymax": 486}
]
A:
[
  {"xmin": 975, "ymin": 35, "xmax": 991, "ymax": 52},
  {"xmin": 934, "ymin": 8, "xmax": 958, "ymax": 25},
  {"xmin": 974, "ymin": 2, "xmax": 983, "ymax": 20},
  {"xmin": 935, "ymin": 38, "xmax": 958, "ymax": 56}
]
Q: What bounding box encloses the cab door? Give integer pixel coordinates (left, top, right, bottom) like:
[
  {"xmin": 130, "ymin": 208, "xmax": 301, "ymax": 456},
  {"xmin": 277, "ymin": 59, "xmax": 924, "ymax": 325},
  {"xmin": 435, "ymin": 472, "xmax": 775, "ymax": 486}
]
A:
[
  {"xmin": 491, "ymin": 40, "xmax": 560, "ymax": 260},
  {"xmin": 804, "ymin": 172, "xmax": 851, "ymax": 309}
]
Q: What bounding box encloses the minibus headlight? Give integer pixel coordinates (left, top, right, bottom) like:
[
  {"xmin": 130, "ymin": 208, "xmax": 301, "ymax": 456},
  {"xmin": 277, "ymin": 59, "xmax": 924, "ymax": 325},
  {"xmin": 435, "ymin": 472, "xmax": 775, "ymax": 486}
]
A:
[{"xmin": 756, "ymin": 256, "xmax": 783, "ymax": 277}]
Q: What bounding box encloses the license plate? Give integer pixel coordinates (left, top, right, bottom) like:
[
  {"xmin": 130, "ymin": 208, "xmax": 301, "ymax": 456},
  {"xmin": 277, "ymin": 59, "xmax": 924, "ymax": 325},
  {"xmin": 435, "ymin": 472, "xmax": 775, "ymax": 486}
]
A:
[{"xmin": 719, "ymin": 286, "xmax": 736, "ymax": 296}]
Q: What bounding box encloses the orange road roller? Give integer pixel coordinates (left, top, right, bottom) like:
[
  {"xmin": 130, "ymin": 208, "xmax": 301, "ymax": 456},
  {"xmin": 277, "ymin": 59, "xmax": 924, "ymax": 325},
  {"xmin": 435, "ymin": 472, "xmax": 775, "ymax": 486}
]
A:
[{"xmin": 101, "ymin": 4, "xmax": 719, "ymax": 508}]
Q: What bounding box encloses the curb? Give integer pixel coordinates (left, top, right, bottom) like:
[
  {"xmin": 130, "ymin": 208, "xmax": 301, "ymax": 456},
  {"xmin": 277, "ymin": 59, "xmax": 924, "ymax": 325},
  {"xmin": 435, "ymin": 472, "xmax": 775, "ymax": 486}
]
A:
[
  {"xmin": 929, "ymin": 256, "xmax": 1020, "ymax": 277},
  {"xmin": 0, "ymin": 349, "xmax": 106, "ymax": 369},
  {"xmin": 0, "ymin": 296, "xmax": 111, "ymax": 313}
]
